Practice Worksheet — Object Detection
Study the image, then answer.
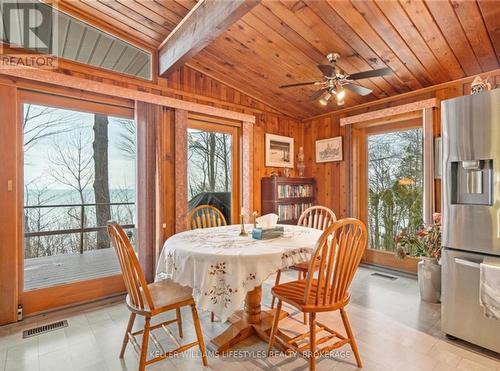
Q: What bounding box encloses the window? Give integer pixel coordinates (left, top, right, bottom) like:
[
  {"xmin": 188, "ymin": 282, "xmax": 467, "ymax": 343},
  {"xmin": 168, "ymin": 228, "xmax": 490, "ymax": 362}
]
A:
[
  {"xmin": 367, "ymin": 128, "xmax": 423, "ymax": 253},
  {"xmin": 187, "ymin": 128, "xmax": 233, "ymax": 223},
  {"xmin": 0, "ymin": 2, "xmax": 152, "ymax": 79},
  {"xmin": 23, "ymin": 101, "xmax": 135, "ymax": 290}
]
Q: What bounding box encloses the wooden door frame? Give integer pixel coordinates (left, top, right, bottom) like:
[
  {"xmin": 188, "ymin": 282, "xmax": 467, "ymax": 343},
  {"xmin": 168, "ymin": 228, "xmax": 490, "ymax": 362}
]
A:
[
  {"xmin": 351, "ymin": 117, "xmax": 425, "ymax": 273},
  {"xmin": 187, "ymin": 116, "xmax": 242, "ymax": 225},
  {"xmin": 18, "ymin": 89, "xmax": 132, "ymax": 316}
]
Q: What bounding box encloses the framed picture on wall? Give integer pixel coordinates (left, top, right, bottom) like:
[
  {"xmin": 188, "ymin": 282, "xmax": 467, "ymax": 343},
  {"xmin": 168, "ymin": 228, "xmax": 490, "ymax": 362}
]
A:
[
  {"xmin": 315, "ymin": 136, "xmax": 343, "ymax": 163},
  {"xmin": 265, "ymin": 133, "xmax": 294, "ymax": 168}
]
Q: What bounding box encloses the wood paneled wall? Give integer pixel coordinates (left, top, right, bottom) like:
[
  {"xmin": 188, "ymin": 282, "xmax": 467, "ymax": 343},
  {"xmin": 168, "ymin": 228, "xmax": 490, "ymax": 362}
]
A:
[
  {"xmin": 303, "ymin": 115, "xmax": 350, "ymax": 219},
  {"xmin": 302, "ymin": 73, "xmax": 500, "ymax": 219}
]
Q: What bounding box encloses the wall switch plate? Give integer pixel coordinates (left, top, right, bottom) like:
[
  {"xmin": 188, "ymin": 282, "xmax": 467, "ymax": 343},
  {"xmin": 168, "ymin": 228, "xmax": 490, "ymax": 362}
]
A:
[{"xmin": 7, "ymin": 180, "xmax": 13, "ymax": 192}]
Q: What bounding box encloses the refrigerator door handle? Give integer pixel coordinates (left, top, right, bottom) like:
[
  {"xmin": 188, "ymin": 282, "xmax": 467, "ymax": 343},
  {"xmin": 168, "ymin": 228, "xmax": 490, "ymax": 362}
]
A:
[{"xmin": 454, "ymin": 257, "xmax": 481, "ymax": 269}]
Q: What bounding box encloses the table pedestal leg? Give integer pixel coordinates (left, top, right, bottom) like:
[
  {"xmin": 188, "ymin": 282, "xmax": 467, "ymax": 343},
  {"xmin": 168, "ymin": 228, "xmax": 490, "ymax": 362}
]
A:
[{"xmin": 211, "ymin": 285, "xmax": 288, "ymax": 352}]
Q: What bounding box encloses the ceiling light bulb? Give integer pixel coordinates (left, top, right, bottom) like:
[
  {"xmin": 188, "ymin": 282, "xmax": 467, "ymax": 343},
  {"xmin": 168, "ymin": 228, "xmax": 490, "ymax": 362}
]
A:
[
  {"xmin": 319, "ymin": 92, "xmax": 332, "ymax": 106},
  {"xmin": 336, "ymin": 88, "xmax": 346, "ymax": 101}
]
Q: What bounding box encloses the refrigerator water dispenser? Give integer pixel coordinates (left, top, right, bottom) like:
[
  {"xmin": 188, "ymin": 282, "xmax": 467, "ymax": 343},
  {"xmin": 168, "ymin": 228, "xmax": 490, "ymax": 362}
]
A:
[{"xmin": 451, "ymin": 159, "xmax": 493, "ymax": 205}]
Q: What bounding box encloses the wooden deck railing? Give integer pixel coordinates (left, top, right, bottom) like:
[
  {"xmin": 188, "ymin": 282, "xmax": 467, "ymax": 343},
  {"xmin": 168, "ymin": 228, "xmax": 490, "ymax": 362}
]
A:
[{"xmin": 24, "ymin": 202, "xmax": 135, "ymax": 254}]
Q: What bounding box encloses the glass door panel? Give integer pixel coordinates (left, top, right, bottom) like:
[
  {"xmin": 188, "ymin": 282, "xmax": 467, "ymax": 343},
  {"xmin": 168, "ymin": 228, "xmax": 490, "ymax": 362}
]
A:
[
  {"xmin": 23, "ymin": 102, "xmax": 136, "ymax": 291},
  {"xmin": 187, "ymin": 119, "xmax": 239, "ymax": 225},
  {"xmin": 367, "ymin": 127, "xmax": 423, "ymax": 253}
]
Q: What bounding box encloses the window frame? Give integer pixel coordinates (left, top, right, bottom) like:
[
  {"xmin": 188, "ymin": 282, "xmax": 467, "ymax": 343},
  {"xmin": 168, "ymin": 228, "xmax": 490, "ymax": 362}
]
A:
[
  {"xmin": 351, "ymin": 112, "xmax": 435, "ymax": 273},
  {"xmin": 18, "ymin": 89, "xmax": 134, "ymax": 314}
]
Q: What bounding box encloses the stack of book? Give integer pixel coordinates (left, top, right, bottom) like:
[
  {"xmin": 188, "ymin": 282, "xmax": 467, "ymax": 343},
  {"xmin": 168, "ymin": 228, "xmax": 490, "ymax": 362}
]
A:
[
  {"xmin": 277, "ymin": 203, "xmax": 313, "ymax": 221},
  {"xmin": 277, "ymin": 184, "xmax": 313, "ymax": 199}
]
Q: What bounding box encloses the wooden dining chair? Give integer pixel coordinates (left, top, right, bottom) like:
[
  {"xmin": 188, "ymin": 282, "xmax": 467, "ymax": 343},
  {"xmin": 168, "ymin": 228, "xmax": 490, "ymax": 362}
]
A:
[
  {"xmin": 271, "ymin": 206, "xmax": 337, "ymax": 323},
  {"xmin": 188, "ymin": 205, "xmax": 227, "ymax": 230},
  {"xmin": 267, "ymin": 218, "xmax": 368, "ymax": 371},
  {"xmin": 107, "ymin": 222, "xmax": 208, "ymax": 371},
  {"xmin": 188, "ymin": 204, "xmax": 226, "ymax": 322}
]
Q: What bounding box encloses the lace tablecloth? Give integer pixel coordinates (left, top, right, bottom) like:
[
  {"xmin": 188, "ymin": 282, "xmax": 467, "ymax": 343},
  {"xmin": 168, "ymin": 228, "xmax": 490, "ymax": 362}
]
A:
[{"xmin": 155, "ymin": 224, "xmax": 322, "ymax": 321}]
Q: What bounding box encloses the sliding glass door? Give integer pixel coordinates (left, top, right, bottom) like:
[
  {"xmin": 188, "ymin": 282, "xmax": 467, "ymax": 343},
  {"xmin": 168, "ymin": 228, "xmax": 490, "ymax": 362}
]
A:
[{"xmin": 20, "ymin": 91, "xmax": 134, "ymax": 313}]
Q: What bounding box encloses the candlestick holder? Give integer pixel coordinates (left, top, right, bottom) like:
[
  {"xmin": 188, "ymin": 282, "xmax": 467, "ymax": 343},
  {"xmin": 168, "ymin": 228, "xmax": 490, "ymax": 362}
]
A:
[{"xmin": 239, "ymin": 214, "xmax": 248, "ymax": 236}]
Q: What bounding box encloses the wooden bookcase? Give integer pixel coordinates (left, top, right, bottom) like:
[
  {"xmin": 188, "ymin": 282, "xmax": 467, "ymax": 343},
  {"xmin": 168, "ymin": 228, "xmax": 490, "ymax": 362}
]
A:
[{"xmin": 261, "ymin": 176, "xmax": 316, "ymax": 225}]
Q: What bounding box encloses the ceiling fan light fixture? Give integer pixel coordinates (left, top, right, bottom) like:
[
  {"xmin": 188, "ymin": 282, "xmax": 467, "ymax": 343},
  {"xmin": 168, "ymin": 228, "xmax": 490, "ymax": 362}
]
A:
[
  {"xmin": 336, "ymin": 88, "xmax": 346, "ymax": 102},
  {"xmin": 319, "ymin": 92, "xmax": 332, "ymax": 106},
  {"xmin": 280, "ymin": 53, "xmax": 393, "ymax": 106}
]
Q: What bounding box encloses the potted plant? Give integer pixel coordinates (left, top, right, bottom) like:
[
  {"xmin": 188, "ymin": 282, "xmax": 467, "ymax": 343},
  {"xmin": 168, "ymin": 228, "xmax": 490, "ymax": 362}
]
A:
[{"xmin": 395, "ymin": 213, "xmax": 442, "ymax": 303}]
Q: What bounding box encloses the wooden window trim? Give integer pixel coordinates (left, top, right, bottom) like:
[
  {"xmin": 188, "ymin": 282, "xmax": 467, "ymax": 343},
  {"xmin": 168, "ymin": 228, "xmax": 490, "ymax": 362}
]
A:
[
  {"xmin": 0, "ymin": 84, "xmax": 21, "ymax": 325},
  {"xmin": 19, "ymin": 90, "xmax": 134, "ymax": 119},
  {"xmin": 188, "ymin": 113, "xmax": 242, "ymax": 128},
  {"xmin": 0, "ymin": 64, "xmax": 256, "ymax": 123}
]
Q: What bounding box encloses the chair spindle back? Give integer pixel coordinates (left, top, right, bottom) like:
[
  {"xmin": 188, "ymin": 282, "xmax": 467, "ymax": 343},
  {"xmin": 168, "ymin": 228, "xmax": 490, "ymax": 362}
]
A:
[
  {"xmin": 304, "ymin": 218, "xmax": 367, "ymax": 307},
  {"xmin": 108, "ymin": 222, "xmax": 154, "ymax": 311},
  {"xmin": 189, "ymin": 205, "xmax": 227, "ymax": 229},
  {"xmin": 298, "ymin": 206, "xmax": 337, "ymax": 231}
]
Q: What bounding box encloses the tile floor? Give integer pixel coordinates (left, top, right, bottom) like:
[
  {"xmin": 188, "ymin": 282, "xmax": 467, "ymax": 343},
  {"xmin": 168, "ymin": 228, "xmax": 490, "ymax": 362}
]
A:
[{"xmin": 0, "ymin": 266, "xmax": 499, "ymax": 371}]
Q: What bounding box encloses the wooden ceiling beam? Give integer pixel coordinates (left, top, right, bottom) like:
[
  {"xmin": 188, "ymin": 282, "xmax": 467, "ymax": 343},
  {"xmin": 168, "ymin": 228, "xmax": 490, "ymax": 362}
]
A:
[{"xmin": 159, "ymin": 0, "xmax": 260, "ymax": 77}]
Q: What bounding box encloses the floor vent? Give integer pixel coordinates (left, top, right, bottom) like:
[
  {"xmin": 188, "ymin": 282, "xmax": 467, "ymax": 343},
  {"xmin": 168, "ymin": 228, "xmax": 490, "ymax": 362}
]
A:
[
  {"xmin": 22, "ymin": 320, "xmax": 68, "ymax": 339},
  {"xmin": 371, "ymin": 272, "xmax": 398, "ymax": 280}
]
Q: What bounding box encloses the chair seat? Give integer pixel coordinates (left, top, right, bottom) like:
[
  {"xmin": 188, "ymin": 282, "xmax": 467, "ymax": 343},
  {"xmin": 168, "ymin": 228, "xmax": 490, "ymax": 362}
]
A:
[
  {"xmin": 272, "ymin": 279, "xmax": 348, "ymax": 312},
  {"xmin": 127, "ymin": 279, "xmax": 194, "ymax": 313}
]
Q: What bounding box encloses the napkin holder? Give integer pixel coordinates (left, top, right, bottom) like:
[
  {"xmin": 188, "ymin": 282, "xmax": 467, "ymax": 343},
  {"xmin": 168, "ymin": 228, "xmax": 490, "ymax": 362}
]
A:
[{"xmin": 252, "ymin": 226, "xmax": 284, "ymax": 240}]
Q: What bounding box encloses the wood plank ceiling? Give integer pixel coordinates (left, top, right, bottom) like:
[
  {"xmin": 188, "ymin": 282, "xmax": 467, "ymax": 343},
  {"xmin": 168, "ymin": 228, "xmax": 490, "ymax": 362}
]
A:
[
  {"xmin": 57, "ymin": 0, "xmax": 197, "ymax": 48},
  {"xmin": 58, "ymin": 0, "xmax": 499, "ymax": 119}
]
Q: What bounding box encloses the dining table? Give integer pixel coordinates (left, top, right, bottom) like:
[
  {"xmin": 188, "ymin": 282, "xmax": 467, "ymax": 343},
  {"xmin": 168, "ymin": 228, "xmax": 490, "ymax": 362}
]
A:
[{"xmin": 155, "ymin": 224, "xmax": 323, "ymax": 352}]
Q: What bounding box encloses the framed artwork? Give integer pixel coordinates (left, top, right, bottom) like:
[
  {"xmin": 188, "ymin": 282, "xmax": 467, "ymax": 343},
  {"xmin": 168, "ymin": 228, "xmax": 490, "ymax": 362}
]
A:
[
  {"xmin": 315, "ymin": 136, "xmax": 343, "ymax": 163},
  {"xmin": 265, "ymin": 133, "xmax": 294, "ymax": 168}
]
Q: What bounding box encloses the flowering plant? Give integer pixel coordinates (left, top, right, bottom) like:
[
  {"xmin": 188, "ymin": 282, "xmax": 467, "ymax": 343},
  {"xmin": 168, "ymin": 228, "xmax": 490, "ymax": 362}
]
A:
[
  {"xmin": 395, "ymin": 213, "xmax": 442, "ymax": 260},
  {"xmin": 394, "ymin": 228, "xmax": 423, "ymax": 259},
  {"xmin": 418, "ymin": 213, "xmax": 442, "ymax": 259}
]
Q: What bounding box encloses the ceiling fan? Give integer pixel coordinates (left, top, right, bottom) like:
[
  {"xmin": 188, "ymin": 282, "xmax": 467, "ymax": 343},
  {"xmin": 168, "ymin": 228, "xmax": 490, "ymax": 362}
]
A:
[{"xmin": 279, "ymin": 53, "xmax": 393, "ymax": 106}]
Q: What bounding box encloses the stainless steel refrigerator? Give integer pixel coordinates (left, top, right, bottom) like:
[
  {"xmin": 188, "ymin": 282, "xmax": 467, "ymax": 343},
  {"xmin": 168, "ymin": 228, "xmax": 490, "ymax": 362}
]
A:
[{"xmin": 441, "ymin": 88, "xmax": 500, "ymax": 353}]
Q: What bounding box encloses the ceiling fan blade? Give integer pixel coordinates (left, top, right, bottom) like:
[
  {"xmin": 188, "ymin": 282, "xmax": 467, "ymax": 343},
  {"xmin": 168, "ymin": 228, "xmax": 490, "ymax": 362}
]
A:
[
  {"xmin": 344, "ymin": 83, "xmax": 373, "ymax": 96},
  {"xmin": 309, "ymin": 88, "xmax": 328, "ymax": 101},
  {"xmin": 279, "ymin": 81, "xmax": 321, "ymax": 88},
  {"xmin": 349, "ymin": 67, "xmax": 393, "ymax": 80},
  {"xmin": 317, "ymin": 64, "xmax": 334, "ymax": 77}
]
